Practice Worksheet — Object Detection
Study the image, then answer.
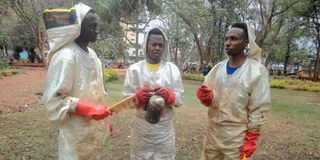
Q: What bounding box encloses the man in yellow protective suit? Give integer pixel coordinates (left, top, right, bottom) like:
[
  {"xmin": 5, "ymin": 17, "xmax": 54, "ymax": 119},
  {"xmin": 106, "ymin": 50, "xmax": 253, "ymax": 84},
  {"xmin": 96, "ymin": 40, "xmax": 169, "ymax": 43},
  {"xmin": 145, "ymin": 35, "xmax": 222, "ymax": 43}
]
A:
[
  {"xmin": 123, "ymin": 27, "xmax": 184, "ymax": 160},
  {"xmin": 196, "ymin": 22, "xmax": 271, "ymax": 160},
  {"xmin": 42, "ymin": 3, "xmax": 112, "ymax": 160}
]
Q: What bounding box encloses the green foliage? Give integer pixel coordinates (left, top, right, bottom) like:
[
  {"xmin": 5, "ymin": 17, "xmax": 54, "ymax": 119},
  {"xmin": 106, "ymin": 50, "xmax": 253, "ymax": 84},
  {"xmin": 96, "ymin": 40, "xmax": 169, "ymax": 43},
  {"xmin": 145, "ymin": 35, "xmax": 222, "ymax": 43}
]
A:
[
  {"xmin": 183, "ymin": 73, "xmax": 320, "ymax": 92},
  {"xmin": 11, "ymin": 68, "xmax": 20, "ymax": 75},
  {"xmin": 0, "ymin": 57, "xmax": 9, "ymax": 70},
  {"xmin": 270, "ymin": 78, "xmax": 320, "ymax": 92},
  {"xmin": 9, "ymin": 20, "xmax": 35, "ymax": 47},
  {"xmin": 104, "ymin": 68, "xmax": 119, "ymax": 82},
  {"xmin": 182, "ymin": 73, "xmax": 204, "ymax": 81},
  {"xmin": 91, "ymin": 36, "xmax": 129, "ymax": 60}
]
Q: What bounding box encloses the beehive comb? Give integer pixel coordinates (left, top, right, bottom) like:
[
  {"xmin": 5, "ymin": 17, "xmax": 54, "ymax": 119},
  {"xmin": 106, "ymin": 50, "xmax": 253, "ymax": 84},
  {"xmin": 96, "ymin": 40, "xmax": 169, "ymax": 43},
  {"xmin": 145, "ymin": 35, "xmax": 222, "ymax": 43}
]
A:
[{"xmin": 109, "ymin": 94, "xmax": 137, "ymax": 113}]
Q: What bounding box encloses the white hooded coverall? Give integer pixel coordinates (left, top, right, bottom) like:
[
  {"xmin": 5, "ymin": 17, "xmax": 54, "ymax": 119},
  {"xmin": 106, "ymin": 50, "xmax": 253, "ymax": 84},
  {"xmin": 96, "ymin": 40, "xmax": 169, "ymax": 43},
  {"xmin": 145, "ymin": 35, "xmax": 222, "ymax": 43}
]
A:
[
  {"xmin": 42, "ymin": 4, "xmax": 109, "ymax": 160},
  {"xmin": 122, "ymin": 28, "xmax": 184, "ymax": 160},
  {"xmin": 201, "ymin": 24, "xmax": 271, "ymax": 160}
]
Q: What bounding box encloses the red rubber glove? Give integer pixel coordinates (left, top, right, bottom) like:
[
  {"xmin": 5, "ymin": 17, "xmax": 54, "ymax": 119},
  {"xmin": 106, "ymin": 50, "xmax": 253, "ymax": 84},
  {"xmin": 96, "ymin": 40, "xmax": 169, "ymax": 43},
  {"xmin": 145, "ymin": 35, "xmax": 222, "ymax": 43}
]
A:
[
  {"xmin": 154, "ymin": 86, "xmax": 176, "ymax": 105},
  {"xmin": 196, "ymin": 85, "xmax": 213, "ymax": 106},
  {"xmin": 240, "ymin": 131, "xmax": 260, "ymax": 159},
  {"xmin": 75, "ymin": 100, "xmax": 112, "ymax": 120},
  {"xmin": 135, "ymin": 85, "xmax": 154, "ymax": 107}
]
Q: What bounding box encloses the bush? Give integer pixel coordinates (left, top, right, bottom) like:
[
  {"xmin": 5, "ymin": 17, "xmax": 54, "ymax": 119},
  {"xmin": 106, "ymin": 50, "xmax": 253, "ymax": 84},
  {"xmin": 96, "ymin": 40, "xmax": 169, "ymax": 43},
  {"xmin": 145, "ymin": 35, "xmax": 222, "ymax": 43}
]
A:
[
  {"xmin": 182, "ymin": 73, "xmax": 204, "ymax": 81},
  {"xmin": 270, "ymin": 78, "xmax": 320, "ymax": 92},
  {"xmin": 0, "ymin": 57, "xmax": 9, "ymax": 70},
  {"xmin": 104, "ymin": 68, "xmax": 118, "ymax": 82},
  {"xmin": 11, "ymin": 68, "xmax": 20, "ymax": 75}
]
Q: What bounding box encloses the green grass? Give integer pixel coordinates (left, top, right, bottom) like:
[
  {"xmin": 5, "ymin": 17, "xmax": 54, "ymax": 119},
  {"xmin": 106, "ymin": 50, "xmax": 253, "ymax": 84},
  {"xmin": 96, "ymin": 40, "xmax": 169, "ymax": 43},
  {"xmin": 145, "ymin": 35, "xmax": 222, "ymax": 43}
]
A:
[
  {"xmin": 0, "ymin": 79, "xmax": 320, "ymax": 159},
  {"xmin": 271, "ymin": 88, "xmax": 320, "ymax": 125}
]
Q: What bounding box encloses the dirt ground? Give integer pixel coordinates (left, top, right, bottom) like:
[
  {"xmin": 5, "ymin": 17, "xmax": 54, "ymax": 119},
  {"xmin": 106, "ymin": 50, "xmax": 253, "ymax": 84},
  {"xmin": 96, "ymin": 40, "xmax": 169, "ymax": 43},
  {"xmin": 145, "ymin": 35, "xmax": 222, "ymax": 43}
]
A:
[
  {"xmin": 0, "ymin": 67, "xmax": 46, "ymax": 114},
  {"xmin": 0, "ymin": 68, "xmax": 320, "ymax": 160}
]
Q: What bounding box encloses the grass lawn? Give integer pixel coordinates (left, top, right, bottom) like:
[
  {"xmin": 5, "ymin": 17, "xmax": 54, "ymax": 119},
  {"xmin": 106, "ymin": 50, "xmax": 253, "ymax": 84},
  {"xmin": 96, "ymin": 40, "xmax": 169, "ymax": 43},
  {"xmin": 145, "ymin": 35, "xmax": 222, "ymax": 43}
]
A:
[{"xmin": 0, "ymin": 79, "xmax": 319, "ymax": 159}]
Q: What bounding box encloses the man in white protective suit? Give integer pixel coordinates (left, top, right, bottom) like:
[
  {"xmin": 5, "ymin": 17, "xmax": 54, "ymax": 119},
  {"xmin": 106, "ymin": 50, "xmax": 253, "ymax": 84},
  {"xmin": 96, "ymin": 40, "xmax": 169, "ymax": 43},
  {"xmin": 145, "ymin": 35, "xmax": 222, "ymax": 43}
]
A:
[
  {"xmin": 42, "ymin": 3, "xmax": 112, "ymax": 160},
  {"xmin": 196, "ymin": 22, "xmax": 271, "ymax": 160},
  {"xmin": 122, "ymin": 27, "xmax": 184, "ymax": 160}
]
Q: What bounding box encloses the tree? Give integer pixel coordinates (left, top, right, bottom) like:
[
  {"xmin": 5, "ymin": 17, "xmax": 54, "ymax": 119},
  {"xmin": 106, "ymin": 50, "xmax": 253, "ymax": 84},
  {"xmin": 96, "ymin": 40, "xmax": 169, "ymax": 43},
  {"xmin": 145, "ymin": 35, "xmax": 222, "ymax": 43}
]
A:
[
  {"xmin": 157, "ymin": 7, "xmax": 195, "ymax": 67},
  {"xmin": 95, "ymin": 0, "xmax": 162, "ymax": 61},
  {"xmin": 1, "ymin": 0, "xmax": 46, "ymax": 66},
  {"xmin": 255, "ymin": 0, "xmax": 299, "ymax": 67},
  {"xmin": 295, "ymin": 0, "xmax": 320, "ymax": 80}
]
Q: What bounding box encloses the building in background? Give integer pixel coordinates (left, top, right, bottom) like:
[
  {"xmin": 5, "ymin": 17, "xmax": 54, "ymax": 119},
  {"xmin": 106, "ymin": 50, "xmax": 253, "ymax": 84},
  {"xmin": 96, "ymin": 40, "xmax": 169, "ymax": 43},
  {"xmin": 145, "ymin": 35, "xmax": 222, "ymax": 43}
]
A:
[{"xmin": 120, "ymin": 22, "xmax": 144, "ymax": 63}]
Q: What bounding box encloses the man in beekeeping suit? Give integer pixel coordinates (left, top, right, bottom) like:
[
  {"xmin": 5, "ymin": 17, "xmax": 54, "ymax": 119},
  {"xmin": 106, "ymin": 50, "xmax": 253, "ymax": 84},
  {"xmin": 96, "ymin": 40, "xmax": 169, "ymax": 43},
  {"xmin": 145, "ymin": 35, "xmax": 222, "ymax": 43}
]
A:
[
  {"xmin": 123, "ymin": 27, "xmax": 184, "ymax": 160},
  {"xmin": 196, "ymin": 22, "xmax": 271, "ymax": 160},
  {"xmin": 42, "ymin": 3, "xmax": 112, "ymax": 160}
]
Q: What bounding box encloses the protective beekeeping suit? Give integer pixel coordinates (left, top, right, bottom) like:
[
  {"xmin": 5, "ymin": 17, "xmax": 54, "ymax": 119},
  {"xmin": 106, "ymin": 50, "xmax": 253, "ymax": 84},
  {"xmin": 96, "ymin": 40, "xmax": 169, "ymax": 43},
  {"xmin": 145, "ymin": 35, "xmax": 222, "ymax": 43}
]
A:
[
  {"xmin": 123, "ymin": 27, "xmax": 184, "ymax": 160},
  {"xmin": 196, "ymin": 22, "xmax": 271, "ymax": 160},
  {"xmin": 42, "ymin": 3, "xmax": 111, "ymax": 160}
]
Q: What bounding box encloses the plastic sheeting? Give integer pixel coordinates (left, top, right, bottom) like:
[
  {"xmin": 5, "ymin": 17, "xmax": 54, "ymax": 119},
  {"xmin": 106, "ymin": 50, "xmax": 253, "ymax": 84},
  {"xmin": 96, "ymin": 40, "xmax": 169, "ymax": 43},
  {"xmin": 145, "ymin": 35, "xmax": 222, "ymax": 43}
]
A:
[
  {"xmin": 200, "ymin": 23, "xmax": 271, "ymax": 160},
  {"xmin": 123, "ymin": 27, "xmax": 184, "ymax": 160}
]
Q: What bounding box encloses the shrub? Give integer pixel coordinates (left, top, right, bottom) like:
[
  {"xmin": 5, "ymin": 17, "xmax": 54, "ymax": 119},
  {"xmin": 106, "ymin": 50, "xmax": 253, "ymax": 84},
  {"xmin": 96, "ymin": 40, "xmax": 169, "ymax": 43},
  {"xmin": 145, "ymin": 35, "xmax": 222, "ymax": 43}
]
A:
[
  {"xmin": 11, "ymin": 68, "xmax": 20, "ymax": 75},
  {"xmin": 0, "ymin": 58, "xmax": 9, "ymax": 70},
  {"xmin": 182, "ymin": 73, "xmax": 204, "ymax": 81},
  {"xmin": 270, "ymin": 78, "xmax": 320, "ymax": 92},
  {"xmin": 104, "ymin": 68, "xmax": 118, "ymax": 82}
]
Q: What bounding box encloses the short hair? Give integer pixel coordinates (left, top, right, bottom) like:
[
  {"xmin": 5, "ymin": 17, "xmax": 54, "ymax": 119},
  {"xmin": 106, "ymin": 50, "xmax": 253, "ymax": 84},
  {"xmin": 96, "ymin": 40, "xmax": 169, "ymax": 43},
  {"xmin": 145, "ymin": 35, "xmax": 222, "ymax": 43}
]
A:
[
  {"xmin": 231, "ymin": 22, "xmax": 248, "ymax": 40},
  {"xmin": 148, "ymin": 28, "xmax": 164, "ymax": 39}
]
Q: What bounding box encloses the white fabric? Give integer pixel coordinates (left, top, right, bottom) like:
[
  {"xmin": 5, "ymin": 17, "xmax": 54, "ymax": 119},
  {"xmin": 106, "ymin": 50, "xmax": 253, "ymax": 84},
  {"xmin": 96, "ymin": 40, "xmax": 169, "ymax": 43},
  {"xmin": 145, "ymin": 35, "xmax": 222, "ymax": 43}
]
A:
[
  {"xmin": 247, "ymin": 24, "xmax": 261, "ymax": 62},
  {"xmin": 123, "ymin": 60, "xmax": 184, "ymax": 160},
  {"xmin": 123, "ymin": 45, "xmax": 184, "ymax": 160},
  {"xmin": 46, "ymin": 3, "xmax": 91, "ymax": 63},
  {"xmin": 42, "ymin": 42, "xmax": 108, "ymax": 160},
  {"xmin": 200, "ymin": 57, "xmax": 271, "ymax": 160}
]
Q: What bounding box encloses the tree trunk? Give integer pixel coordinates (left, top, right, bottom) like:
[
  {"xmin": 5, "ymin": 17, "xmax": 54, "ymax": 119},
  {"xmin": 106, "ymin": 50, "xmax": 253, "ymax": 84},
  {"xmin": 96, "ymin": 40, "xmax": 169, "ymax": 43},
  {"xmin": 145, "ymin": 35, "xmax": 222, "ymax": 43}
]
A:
[
  {"xmin": 313, "ymin": 48, "xmax": 319, "ymax": 81},
  {"xmin": 174, "ymin": 43, "xmax": 178, "ymax": 65},
  {"xmin": 193, "ymin": 33, "xmax": 203, "ymax": 68},
  {"xmin": 205, "ymin": 35, "xmax": 213, "ymax": 64},
  {"xmin": 174, "ymin": 10, "xmax": 203, "ymax": 68},
  {"xmin": 135, "ymin": 17, "xmax": 140, "ymax": 62},
  {"xmin": 312, "ymin": 17, "xmax": 320, "ymax": 81},
  {"xmin": 35, "ymin": 24, "xmax": 46, "ymax": 68},
  {"xmin": 264, "ymin": 16, "xmax": 284, "ymax": 68},
  {"xmin": 283, "ymin": 48, "xmax": 290, "ymax": 76}
]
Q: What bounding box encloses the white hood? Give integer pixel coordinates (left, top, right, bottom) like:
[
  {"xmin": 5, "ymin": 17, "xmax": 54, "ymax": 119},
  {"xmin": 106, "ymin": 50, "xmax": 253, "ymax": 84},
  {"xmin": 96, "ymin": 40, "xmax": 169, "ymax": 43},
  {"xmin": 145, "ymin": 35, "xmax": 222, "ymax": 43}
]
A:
[{"xmin": 142, "ymin": 27, "xmax": 170, "ymax": 62}]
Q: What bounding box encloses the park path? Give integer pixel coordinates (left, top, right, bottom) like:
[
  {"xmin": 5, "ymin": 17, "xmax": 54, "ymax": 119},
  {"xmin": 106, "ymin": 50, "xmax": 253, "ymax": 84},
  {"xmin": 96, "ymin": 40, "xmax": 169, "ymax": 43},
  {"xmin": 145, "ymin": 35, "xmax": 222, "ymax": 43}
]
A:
[
  {"xmin": 0, "ymin": 67, "xmax": 46, "ymax": 114},
  {"xmin": 0, "ymin": 67, "xmax": 127, "ymax": 114}
]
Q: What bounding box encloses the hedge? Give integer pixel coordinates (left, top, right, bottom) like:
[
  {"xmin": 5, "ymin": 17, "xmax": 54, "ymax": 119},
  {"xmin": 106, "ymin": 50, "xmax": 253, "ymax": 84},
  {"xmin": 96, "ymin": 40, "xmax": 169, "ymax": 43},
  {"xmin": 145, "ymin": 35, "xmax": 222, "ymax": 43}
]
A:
[
  {"xmin": 104, "ymin": 68, "xmax": 118, "ymax": 82},
  {"xmin": 183, "ymin": 73, "xmax": 320, "ymax": 92}
]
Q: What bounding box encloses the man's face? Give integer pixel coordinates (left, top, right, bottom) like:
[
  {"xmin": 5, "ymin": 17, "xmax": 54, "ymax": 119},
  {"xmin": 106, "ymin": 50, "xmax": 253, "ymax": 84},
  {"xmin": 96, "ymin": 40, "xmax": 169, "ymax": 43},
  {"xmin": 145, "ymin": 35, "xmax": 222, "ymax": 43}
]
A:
[
  {"xmin": 80, "ymin": 12, "xmax": 99, "ymax": 43},
  {"xmin": 224, "ymin": 27, "xmax": 248, "ymax": 57},
  {"xmin": 146, "ymin": 34, "xmax": 165, "ymax": 64}
]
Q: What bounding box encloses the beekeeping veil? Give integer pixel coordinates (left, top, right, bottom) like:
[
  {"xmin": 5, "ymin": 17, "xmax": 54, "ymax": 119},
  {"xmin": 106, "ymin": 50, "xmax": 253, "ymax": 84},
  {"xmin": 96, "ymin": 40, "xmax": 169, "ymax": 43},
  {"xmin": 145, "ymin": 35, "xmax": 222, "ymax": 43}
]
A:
[
  {"xmin": 246, "ymin": 24, "xmax": 261, "ymax": 62},
  {"xmin": 44, "ymin": 3, "xmax": 92, "ymax": 63},
  {"xmin": 226, "ymin": 22, "xmax": 262, "ymax": 62},
  {"xmin": 142, "ymin": 27, "xmax": 170, "ymax": 62}
]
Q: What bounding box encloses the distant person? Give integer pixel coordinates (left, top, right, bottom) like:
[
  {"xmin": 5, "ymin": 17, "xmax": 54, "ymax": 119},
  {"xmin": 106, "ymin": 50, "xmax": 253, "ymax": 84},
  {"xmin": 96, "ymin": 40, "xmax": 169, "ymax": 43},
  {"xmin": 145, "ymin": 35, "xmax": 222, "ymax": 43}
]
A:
[
  {"xmin": 196, "ymin": 22, "xmax": 271, "ymax": 160},
  {"xmin": 298, "ymin": 70, "xmax": 304, "ymax": 79},
  {"xmin": 28, "ymin": 47, "xmax": 37, "ymax": 63},
  {"xmin": 19, "ymin": 47, "xmax": 29, "ymax": 63},
  {"xmin": 7, "ymin": 48, "xmax": 14, "ymax": 57},
  {"xmin": 0, "ymin": 46, "xmax": 4, "ymax": 56},
  {"xmin": 8, "ymin": 56, "xmax": 15, "ymax": 66}
]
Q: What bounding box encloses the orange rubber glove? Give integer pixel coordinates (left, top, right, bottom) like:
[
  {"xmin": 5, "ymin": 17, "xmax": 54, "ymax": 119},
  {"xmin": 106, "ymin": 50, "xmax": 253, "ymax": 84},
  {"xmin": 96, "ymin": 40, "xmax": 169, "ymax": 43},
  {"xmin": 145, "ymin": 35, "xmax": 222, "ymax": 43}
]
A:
[
  {"xmin": 240, "ymin": 131, "xmax": 260, "ymax": 159},
  {"xmin": 196, "ymin": 85, "xmax": 213, "ymax": 106},
  {"xmin": 75, "ymin": 100, "xmax": 112, "ymax": 120},
  {"xmin": 154, "ymin": 86, "xmax": 176, "ymax": 105},
  {"xmin": 135, "ymin": 85, "xmax": 154, "ymax": 107}
]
